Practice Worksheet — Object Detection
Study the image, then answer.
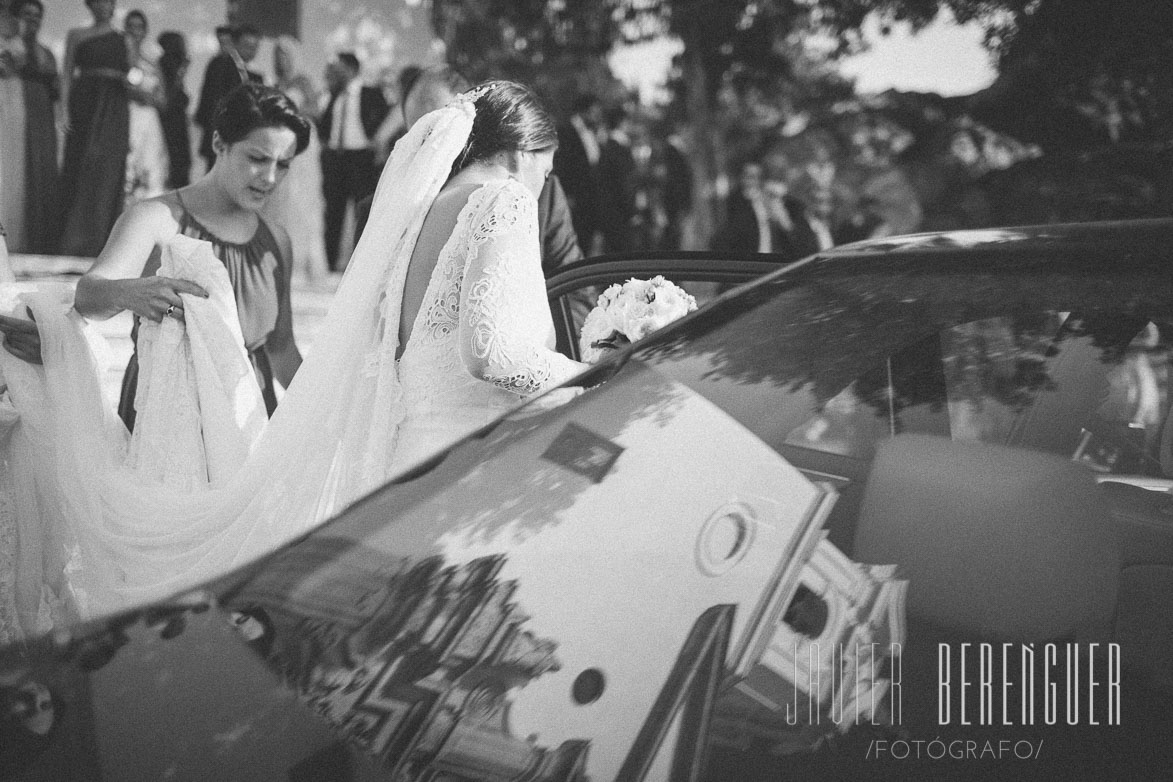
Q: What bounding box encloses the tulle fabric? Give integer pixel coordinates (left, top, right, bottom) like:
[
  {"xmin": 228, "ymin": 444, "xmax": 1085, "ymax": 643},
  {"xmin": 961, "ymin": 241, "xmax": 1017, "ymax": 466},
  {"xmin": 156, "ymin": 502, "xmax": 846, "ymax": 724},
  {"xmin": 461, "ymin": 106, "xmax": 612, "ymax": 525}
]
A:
[{"xmin": 0, "ymin": 102, "xmax": 476, "ymax": 620}]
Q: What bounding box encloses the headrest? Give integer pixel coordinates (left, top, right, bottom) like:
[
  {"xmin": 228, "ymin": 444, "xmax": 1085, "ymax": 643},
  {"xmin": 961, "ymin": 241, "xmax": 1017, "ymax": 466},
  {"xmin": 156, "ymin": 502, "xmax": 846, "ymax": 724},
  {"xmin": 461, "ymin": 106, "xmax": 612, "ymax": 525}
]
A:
[{"xmin": 853, "ymin": 434, "xmax": 1120, "ymax": 641}]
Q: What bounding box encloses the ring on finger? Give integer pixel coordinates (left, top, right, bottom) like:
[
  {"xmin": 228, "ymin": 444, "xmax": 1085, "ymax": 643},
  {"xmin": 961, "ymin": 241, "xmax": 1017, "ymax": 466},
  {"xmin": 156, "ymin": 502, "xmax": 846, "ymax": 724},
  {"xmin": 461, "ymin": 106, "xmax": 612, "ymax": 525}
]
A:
[{"xmin": 165, "ymin": 305, "xmax": 176, "ymax": 318}]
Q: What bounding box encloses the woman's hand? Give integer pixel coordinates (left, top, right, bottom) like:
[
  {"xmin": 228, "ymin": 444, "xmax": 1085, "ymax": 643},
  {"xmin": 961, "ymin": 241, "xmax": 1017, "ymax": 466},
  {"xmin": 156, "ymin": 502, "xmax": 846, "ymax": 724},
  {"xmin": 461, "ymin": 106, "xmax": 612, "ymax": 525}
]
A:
[
  {"xmin": 77, "ymin": 274, "xmax": 209, "ymax": 323},
  {"xmin": 74, "ymin": 201, "xmax": 193, "ymax": 321},
  {"xmin": 0, "ymin": 310, "xmax": 43, "ymax": 365},
  {"xmin": 116, "ymin": 276, "xmax": 210, "ymax": 323}
]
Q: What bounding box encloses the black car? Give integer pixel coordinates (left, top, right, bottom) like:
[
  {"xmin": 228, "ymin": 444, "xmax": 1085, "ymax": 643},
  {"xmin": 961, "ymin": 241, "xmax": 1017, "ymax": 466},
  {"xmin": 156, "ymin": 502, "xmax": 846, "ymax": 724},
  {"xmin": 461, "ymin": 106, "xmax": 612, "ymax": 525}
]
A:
[{"xmin": 2, "ymin": 220, "xmax": 1171, "ymax": 781}]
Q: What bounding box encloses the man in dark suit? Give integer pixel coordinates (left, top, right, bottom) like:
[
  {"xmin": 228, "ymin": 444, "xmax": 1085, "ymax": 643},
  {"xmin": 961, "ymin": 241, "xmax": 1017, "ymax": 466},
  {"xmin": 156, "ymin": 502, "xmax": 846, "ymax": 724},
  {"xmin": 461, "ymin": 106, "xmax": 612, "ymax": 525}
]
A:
[
  {"xmin": 713, "ymin": 161, "xmax": 827, "ymax": 261},
  {"xmin": 353, "ymin": 65, "xmax": 584, "ymax": 275},
  {"xmin": 596, "ymin": 105, "xmax": 637, "ymax": 254},
  {"xmin": 319, "ymin": 52, "xmax": 390, "ymax": 271},
  {"xmin": 658, "ymin": 133, "xmax": 693, "ymax": 251},
  {"xmin": 194, "ymin": 24, "xmax": 262, "ymax": 173},
  {"xmin": 554, "ymin": 94, "xmax": 602, "ymax": 256}
]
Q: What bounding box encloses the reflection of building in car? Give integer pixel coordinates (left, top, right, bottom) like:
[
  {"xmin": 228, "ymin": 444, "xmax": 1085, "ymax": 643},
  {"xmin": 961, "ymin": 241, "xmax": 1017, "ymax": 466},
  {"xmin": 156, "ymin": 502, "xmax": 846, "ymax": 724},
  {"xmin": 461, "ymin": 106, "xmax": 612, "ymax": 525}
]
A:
[
  {"xmin": 715, "ymin": 536, "xmax": 906, "ymax": 754},
  {"xmin": 228, "ymin": 542, "xmax": 589, "ymax": 779},
  {"xmin": 223, "ymin": 463, "xmax": 908, "ymax": 777},
  {"xmin": 0, "ymin": 679, "xmax": 58, "ymax": 776}
]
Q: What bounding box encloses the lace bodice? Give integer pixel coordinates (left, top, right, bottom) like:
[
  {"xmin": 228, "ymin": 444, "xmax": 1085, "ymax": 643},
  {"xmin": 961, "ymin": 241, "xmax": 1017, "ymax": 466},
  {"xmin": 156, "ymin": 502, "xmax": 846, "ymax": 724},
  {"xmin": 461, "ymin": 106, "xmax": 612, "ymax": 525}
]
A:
[{"xmin": 390, "ymin": 178, "xmax": 584, "ymax": 469}]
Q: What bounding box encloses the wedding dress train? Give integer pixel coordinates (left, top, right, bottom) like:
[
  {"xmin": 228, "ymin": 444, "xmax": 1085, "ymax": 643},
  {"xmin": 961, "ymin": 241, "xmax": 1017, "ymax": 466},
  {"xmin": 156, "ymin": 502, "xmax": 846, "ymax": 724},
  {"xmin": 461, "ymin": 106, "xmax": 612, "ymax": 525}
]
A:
[{"xmin": 0, "ymin": 99, "xmax": 584, "ymax": 633}]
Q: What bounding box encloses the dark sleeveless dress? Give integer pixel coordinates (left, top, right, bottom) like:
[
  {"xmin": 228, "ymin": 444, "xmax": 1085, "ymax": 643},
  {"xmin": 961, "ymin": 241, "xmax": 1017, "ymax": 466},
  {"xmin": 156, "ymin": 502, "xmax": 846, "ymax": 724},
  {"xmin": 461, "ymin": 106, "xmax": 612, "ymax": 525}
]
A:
[
  {"xmin": 21, "ymin": 41, "xmax": 60, "ymax": 254},
  {"xmin": 59, "ymin": 29, "xmax": 130, "ymax": 257},
  {"xmin": 117, "ymin": 201, "xmax": 293, "ymax": 431}
]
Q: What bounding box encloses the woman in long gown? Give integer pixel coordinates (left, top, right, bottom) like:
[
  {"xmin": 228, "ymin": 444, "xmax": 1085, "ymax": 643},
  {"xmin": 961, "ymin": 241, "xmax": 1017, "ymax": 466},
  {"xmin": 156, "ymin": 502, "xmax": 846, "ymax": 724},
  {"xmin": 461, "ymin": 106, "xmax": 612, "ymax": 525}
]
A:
[
  {"xmin": 0, "ymin": 81, "xmax": 588, "ymax": 621},
  {"xmin": 17, "ymin": 0, "xmax": 60, "ymax": 255},
  {"xmin": 0, "ymin": 0, "xmax": 27, "ymax": 252},
  {"xmin": 122, "ymin": 9, "xmax": 169, "ymax": 205},
  {"xmin": 76, "ymin": 83, "xmax": 305, "ymax": 430},
  {"xmin": 262, "ymin": 36, "xmax": 328, "ymax": 280},
  {"xmin": 156, "ymin": 31, "xmax": 190, "ymax": 189},
  {"xmin": 58, "ymin": 0, "xmax": 130, "ymax": 257}
]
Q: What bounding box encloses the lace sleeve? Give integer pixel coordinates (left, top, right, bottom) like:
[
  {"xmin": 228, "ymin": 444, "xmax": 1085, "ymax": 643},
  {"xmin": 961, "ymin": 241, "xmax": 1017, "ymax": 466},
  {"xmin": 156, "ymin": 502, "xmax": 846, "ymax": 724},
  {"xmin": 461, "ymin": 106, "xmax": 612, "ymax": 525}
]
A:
[{"xmin": 459, "ymin": 181, "xmax": 588, "ymax": 396}]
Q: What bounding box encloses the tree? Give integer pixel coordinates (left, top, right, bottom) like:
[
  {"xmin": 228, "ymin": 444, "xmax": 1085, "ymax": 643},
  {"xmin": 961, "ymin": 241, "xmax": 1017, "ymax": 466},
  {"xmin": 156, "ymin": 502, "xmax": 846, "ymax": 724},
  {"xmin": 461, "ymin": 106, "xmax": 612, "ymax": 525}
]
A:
[
  {"xmin": 429, "ymin": 0, "xmax": 629, "ymax": 113},
  {"xmin": 963, "ymin": 0, "xmax": 1173, "ymax": 150},
  {"xmin": 808, "ymin": 0, "xmax": 1173, "ymax": 150},
  {"xmin": 430, "ymin": 0, "xmax": 1173, "ymax": 246}
]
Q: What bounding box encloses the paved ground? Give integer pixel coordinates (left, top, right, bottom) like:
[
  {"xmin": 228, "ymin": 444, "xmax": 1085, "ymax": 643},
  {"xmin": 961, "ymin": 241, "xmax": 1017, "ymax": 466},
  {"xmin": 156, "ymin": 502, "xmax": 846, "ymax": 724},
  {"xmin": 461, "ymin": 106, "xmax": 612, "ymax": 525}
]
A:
[{"xmin": 10, "ymin": 254, "xmax": 342, "ymax": 404}]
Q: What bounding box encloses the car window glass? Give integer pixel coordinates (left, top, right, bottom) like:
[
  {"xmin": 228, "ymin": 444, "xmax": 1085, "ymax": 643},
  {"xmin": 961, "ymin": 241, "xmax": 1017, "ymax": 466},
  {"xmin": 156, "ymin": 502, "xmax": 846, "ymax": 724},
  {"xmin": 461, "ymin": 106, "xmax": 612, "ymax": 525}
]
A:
[{"xmin": 781, "ymin": 312, "xmax": 1173, "ymax": 476}]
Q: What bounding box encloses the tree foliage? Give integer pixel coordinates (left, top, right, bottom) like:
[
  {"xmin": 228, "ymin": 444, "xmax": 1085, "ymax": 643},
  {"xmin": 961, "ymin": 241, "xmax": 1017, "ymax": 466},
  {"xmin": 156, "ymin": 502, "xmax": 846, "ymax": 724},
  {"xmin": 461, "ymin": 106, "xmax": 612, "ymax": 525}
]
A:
[
  {"xmin": 429, "ymin": 0, "xmax": 1173, "ymax": 246},
  {"xmin": 812, "ymin": 0, "xmax": 1173, "ymax": 149},
  {"xmin": 429, "ymin": 0, "xmax": 629, "ymax": 114},
  {"xmin": 967, "ymin": 0, "xmax": 1173, "ymax": 149}
]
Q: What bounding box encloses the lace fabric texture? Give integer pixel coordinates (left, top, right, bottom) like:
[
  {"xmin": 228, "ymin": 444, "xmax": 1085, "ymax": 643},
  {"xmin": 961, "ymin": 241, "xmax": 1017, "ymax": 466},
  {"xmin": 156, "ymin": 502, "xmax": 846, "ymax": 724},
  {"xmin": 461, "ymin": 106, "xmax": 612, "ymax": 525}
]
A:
[
  {"xmin": 0, "ymin": 395, "xmax": 25, "ymax": 644},
  {"xmin": 0, "ymin": 282, "xmax": 110, "ymax": 639},
  {"xmin": 126, "ymin": 235, "xmax": 267, "ymax": 489},
  {"xmin": 0, "ymin": 100, "xmax": 586, "ymax": 624},
  {"xmin": 389, "ymin": 178, "xmax": 585, "ymax": 473}
]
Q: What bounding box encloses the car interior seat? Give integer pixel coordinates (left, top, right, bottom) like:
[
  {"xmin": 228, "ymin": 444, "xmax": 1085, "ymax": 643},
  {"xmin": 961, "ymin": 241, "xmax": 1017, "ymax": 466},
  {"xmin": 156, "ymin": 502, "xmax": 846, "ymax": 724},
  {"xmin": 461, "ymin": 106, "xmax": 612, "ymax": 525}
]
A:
[
  {"xmin": 852, "ymin": 434, "xmax": 1121, "ymax": 643},
  {"xmin": 1098, "ymin": 399, "xmax": 1173, "ymax": 690}
]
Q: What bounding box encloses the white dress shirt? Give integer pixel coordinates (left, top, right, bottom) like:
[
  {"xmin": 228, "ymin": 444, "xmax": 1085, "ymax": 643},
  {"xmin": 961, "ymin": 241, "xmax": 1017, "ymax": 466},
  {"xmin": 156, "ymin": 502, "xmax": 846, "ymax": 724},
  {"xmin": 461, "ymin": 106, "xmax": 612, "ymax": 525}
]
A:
[
  {"xmin": 329, "ymin": 78, "xmax": 369, "ymax": 151},
  {"xmin": 570, "ymin": 114, "xmax": 600, "ymax": 167}
]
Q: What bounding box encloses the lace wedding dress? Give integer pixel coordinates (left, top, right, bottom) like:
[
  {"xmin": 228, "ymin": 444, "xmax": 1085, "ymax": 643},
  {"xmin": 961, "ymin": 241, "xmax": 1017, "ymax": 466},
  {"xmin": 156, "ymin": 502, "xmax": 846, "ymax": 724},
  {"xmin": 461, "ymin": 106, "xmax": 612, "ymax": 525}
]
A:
[
  {"xmin": 390, "ymin": 177, "xmax": 582, "ymax": 472},
  {"xmin": 0, "ymin": 98, "xmax": 584, "ymax": 636}
]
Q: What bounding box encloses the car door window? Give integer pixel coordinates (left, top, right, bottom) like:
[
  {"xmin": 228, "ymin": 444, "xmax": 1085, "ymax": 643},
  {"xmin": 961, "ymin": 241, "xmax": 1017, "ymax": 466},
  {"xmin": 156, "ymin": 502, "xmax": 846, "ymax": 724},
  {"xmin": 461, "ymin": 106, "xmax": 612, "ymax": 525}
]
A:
[
  {"xmin": 551, "ymin": 274, "xmax": 766, "ymax": 359},
  {"xmin": 782, "ymin": 312, "xmax": 1173, "ymax": 477}
]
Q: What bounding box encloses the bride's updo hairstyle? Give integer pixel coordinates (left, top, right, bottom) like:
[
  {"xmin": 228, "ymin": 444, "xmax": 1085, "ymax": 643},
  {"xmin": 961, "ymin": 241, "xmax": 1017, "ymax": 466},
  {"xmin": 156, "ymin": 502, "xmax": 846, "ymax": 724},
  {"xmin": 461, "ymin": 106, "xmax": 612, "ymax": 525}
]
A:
[
  {"xmin": 453, "ymin": 80, "xmax": 557, "ymax": 174},
  {"xmin": 213, "ymin": 83, "xmax": 312, "ymax": 156}
]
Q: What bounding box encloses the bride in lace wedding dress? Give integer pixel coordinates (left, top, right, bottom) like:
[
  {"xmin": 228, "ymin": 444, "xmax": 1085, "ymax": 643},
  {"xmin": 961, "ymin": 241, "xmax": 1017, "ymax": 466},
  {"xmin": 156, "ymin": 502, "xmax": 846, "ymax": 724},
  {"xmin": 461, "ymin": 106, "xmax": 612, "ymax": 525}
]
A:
[{"xmin": 0, "ymin": 81, "xmax": 589, "ymax": 631}]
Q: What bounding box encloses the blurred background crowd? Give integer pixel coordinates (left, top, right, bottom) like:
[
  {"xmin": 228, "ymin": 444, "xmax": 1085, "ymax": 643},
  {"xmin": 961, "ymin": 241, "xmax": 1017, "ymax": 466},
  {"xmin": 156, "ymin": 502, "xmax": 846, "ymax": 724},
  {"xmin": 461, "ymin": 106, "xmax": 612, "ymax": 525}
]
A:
[{"xmin": 1, "ymin": 0, "xmax": 1170, "ymax": 271}]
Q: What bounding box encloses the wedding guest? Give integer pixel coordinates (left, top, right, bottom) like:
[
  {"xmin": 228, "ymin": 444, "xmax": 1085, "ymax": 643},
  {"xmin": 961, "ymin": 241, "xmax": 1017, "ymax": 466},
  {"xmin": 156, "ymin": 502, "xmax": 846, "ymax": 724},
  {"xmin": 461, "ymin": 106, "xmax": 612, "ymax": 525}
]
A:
[
  {"xmin": 263, "ymin": 35, "xmax": 327, "ymax": 280},
  {"xmin": 766, "ymin": 141, "xmax": 835, "ymax": 251},
  {"xmin": 0, "ymin": 0, "xmax": 26, "ymax": 251},
  {"xmin": 73, "ymin": 83, "xmax": 308, "ymax": 430},
  {"xmin": 59, "ymin": 0, "xmax": 130, "ymax": 257},
  {"xmin": 349, "ymin": 62, "xmax": 428, "ymax": 247},
  {"xmin": 713, "ymin": 159, "xmax": 828, "ymax": 261},
  {"xmin": 370, "ymin": 64, "xmax": 408, "ymax": 166},
  {"xmin": 356, "ymin": 65, "xmax": 583, "ymax": 276},
  {"xmin": 657, "ymin": 132, "xmax": 692, "ymax": 251},
  {"xmin": 272, "ymin": 35, "xmax": 319, "ymax": 117},
  {"xmin": 396, "ymin": 64, "xmax": 422, "ymax": 112},
  {"xmin": 713, "ymin": 160, "xmax": 773, "ymax": 255},
  {"xmin": 318, "ymin": 52, "xmax": 388, "ymax": 271},
  {"xmin": 554, "ymin": 93, "xmax": 602, "ymax": 255},
  {"xmin": 194, "ymin": 23, "xmax": 262, "ymax": 173},
  {"xmin": 596, "ymin": 104, "xmax": 636, "ymax": 254},
  {"xmin": 16, "ymin": 0, "xmax": 57, "ymax": 254},
  {"xmin": 123, "ymin": 9, "xmax": 169, "ymax": 204},
  {"xmin": 157, "ymin": 31, "xmax": 191, "ymax": 188},
  {"xmin": 213, "ymin": 24, "xmax": 232, "ymax": 55}
]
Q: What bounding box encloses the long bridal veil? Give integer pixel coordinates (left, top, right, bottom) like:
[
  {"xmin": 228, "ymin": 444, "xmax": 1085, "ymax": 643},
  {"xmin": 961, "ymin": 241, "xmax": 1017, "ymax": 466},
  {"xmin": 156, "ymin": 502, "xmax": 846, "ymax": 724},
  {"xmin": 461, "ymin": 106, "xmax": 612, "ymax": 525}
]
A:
[{"xmin": 0, "ymin": 100, "xmax": 477, "ymax": 625}]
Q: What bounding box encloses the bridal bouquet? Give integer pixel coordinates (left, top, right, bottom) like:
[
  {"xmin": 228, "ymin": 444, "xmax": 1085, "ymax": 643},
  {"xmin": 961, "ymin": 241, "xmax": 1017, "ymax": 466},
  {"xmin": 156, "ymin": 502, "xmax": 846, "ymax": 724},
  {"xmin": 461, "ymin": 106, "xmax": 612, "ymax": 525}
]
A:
[{"xmin": 579, "ymin": 276, "xmax": 698, "ymax": 363}]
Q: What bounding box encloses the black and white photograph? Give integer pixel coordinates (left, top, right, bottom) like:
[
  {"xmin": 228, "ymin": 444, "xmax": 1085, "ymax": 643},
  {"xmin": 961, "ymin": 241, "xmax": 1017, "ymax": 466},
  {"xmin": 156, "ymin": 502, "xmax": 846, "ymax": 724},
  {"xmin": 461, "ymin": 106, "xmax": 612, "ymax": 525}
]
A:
[{"xmin": 0, "ymin": 1, "xmax": 1170, "ymax": 780}]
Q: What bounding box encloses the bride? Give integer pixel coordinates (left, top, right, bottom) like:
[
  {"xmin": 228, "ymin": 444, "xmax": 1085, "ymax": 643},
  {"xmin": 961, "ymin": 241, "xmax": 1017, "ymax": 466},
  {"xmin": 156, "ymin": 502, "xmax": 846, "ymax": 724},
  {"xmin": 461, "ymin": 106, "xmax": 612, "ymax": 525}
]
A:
[{"xmin": 0, "ymin": 80, "xmax": 589, "ymax": 628}]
